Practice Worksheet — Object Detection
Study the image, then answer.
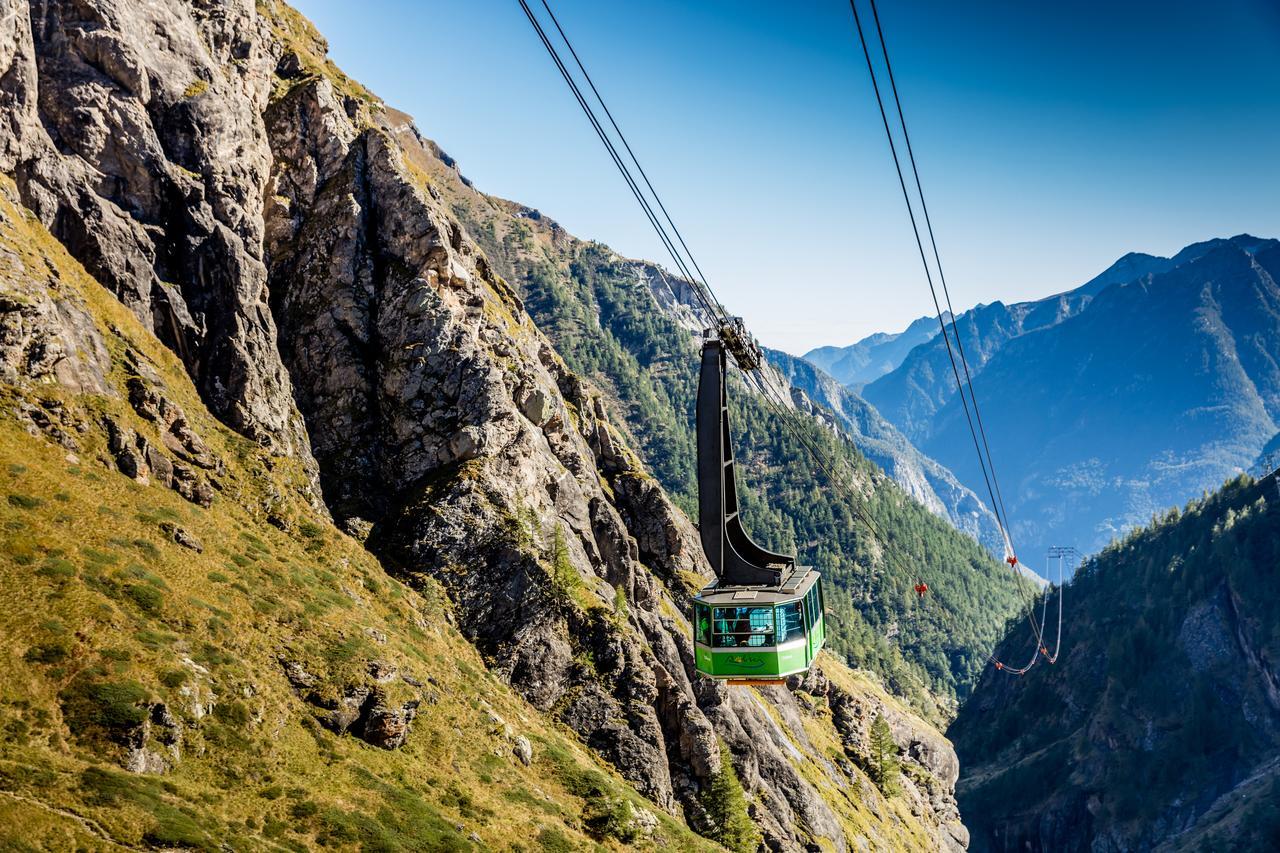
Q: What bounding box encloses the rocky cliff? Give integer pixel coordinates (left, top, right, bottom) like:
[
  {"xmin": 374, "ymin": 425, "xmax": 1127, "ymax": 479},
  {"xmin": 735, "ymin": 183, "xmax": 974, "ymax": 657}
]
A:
[
  {"xmin": 0, "ymin": 1, "xmax": 975, "ymax": 849},
  {"xmin": 950, "ymin": 473, "xmax": 1280, "ymax": 852}
]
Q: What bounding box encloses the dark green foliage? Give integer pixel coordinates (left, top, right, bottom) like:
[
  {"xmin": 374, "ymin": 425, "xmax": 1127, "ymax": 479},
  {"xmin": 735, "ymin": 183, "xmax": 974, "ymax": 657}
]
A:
[
  {"xmin": 541, "ymin": 743, "xmax": 643, "ymax": 843},
  {"xmin": 699, "ymin": 744, "xmax": 758, "ymax": 852},
  {"xmin": 535, "ymin": 828, "xmax": 574, "ymax": 852},
  {"xmin": 143, "ymin": 810, "xmax": 208, "ymax": 849},
  {"xmin": 867, "ymin": 714, "xmax": 900, "ymax": 795},
  {"xmin": 548, "ymin": 523, "xmax": 584, "ymax": 605},
  {"xmin": 124, "ymin": 583, "xmax": 163, "ymax": 615},
  {"xmin": 214, "ymin": 700, "xmax": 251, "ymax": 728},
  {"xmin": 312, "ymin": 779, "xmax": 471, "ymax": 851},
  {"xmin": 290, "ymin": 799, "xmax": 319, "ymax": 819},
  {"xmin": 582, "ymin": 796, "xmax": 637, "ymax": 843},
  {"xmin": 952, "ymin": 473, "xmax": 1280, "ymax": 848},
  {"xmin": 60, "ymin": 676, "xmax": 148, "ymax": 738},
  {"xmin": 6, "ymin": 493, "xmax": 44, "ymax": 510},
  {"xmin": 78, "ymin": 767, "xmax": 217, "ymax": 850},
  {"xmin": 160, "ymin": 668, "xmax": 189, "ymax": 689},
  {"xmin": 23, "ymin": 638, "xmax": 72, "ymax": 664},
  {"xmin": 35, "ymin": 557, "xmax": 76, "ymax": 579},
  {"xmin": 81, "ymin": 546, "xmax": 120, "ymax": 566}
]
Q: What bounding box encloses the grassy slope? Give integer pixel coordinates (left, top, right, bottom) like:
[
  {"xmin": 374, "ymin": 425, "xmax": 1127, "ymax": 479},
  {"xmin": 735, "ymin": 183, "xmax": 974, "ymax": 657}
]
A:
[{"xmin": 0, "ymin": 180, "xmax": 711, "ymax": 852}]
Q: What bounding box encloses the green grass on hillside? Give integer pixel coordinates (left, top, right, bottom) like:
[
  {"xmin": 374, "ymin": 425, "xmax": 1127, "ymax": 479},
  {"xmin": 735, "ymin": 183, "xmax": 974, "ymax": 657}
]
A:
[{"xmin": 0, "ymin": 177, "xmax": 712, "ymax": 852}]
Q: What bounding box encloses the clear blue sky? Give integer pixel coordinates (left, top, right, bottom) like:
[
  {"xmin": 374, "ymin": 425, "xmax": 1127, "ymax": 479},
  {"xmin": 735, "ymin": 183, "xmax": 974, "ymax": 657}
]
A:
[{"xmin": 293, "ymin": 0, "xmax": 1280, "ymax": 354}]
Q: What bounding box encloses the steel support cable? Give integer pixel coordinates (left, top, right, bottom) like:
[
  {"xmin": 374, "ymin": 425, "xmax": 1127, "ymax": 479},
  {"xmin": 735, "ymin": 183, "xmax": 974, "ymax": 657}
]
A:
[
  {"xmin": 866, "ymin": 0, "xmax": 1013, "ymax": 533},
  {"xmin": 524, "ymin": 0, "xmax": 920, "ymax": 591},
  {"xmin": 518, "ymin": 0, "xmax": 722, "ymax": 323},
  {"xmin": 535, "ymin": 0, "xmax": 729, "ymax": 324},
  {"xmin": 847, "ymin": 0, "xmax": 1046, "ymax": 664},
  {"xmin": 846, "ymin": 0, "xmax": 1009, "ymax": 549},
  {"xmin": 519, "ymin": 0, "xmax": 890, "ymax": 550},
  {"xmin": 1043, "ymin": 553, "xmax": 1067, "ymax": 664}
]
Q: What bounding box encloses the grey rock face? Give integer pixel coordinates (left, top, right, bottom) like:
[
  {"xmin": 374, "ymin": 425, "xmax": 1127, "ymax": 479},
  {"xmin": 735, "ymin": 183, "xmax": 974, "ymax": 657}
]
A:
[
  {"xmin": 124, "ymin": 702, "xmax": 182, "ymax": 774},
  {"xmin": 0, "ymin": 0, "xmax": 319, "ymax": 496},
  {"xmin": 0, "ymin": 182, "xmax": 112, "ymax": 395}
]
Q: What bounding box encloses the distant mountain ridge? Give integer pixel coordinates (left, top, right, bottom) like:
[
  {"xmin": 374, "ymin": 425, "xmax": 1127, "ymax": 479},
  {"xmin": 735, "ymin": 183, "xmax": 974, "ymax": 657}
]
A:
[
  {"xmin": 804, "ymin": 314, "xmax": 943, "ymax": 388},
  {"xmin": 921, "ymin": 236, "xmax": 1280, "ymax": 561},
  {"xmin": 858, "ymin": 245, "xmax": 1211, "ymax": 445},
  {"xmin": 835, "ymin": 235, "xmax": 1280, "ymax": 567}
]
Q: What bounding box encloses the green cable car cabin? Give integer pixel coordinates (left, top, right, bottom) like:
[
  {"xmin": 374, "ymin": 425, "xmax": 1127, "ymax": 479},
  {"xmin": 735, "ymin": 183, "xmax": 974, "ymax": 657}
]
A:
[{"xmin": 692, "ymin": 331, "xmax": 826, "ymax": 683}]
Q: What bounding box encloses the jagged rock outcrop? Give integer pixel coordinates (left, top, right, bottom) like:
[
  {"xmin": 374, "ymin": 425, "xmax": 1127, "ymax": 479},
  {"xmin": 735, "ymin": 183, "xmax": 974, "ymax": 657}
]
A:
[
  {"xmin": 0, "ymin": 188, "xmax": 111, "ymax": 395},
  {"xmin": 0, "ymin": 0, "xmax": 319, "ymax": 492},
  {"xmin": 259, "ymin": 67, "xmax": 847, "ymax": 838}
]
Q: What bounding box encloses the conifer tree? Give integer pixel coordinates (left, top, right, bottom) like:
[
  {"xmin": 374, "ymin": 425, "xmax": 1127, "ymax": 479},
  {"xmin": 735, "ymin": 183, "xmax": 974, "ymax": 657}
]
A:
[
  {"xmin": 869, "ymin": 713, "xmax": 901, "ymax": 794},
  {"xmin": 701, "ymin": 743, "xmax": 760, "ymax": 852}
]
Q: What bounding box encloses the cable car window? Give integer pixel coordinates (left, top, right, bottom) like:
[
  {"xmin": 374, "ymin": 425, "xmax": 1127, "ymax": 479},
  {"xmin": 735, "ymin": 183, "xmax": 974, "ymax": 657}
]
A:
[
  {"xmin": 816, "ymin": 580, "xmax": 824, "ymax": 619},
  {"xmin": 695, "ymin": 603, "xmax": 712, "ymax": 645},
  {"xmin": 777, "ymin": 602, "xmax": 804, "ymax": 643},
  {"xmin": 712, "ymin": 606, "xmax": 775, "ymax": 647}
]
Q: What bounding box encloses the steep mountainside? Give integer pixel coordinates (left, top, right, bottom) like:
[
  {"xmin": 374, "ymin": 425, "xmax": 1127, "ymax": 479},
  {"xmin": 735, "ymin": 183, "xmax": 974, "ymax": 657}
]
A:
[
  {"xmin": 804, "ymin": 314, "xmax": 941, "ymax": 389},
  {"xmin": 0, "ymin": 2, "xmax": 982, "ymax": 850},
  {"xmin": 766, "ymin": 348, "xmax": 1003, "ymax": 555},
  {"xmin": 396, "ymin": 116, "xmax": 1033, "ymax": 716},
  {"xmin": 922, "ymin": 238, "xmax": 1280, "ymax": 562},
  {"xmin": 950, "ymin": 473, "xmax": 1280, "ymax": 852},
  {"xmin": 1255, "ymin": 430, "xmax": 1280, "ymax": 476}
]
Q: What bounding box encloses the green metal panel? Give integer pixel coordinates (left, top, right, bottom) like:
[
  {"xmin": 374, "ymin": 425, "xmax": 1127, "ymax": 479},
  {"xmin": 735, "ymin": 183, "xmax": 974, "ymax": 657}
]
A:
[
  {"xmin": 694, "ymin": 643, "xmax": 812, "ymax": 678},
  {"xmin": 691, "ymin": 576, "xmax": 825, "ymax": 680}
]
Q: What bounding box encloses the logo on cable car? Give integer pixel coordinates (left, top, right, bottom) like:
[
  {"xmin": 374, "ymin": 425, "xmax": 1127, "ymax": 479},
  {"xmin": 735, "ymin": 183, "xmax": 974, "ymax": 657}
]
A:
[{"xmin": 727, "ymin": 655, "xmax": 764, "ymax": 669}]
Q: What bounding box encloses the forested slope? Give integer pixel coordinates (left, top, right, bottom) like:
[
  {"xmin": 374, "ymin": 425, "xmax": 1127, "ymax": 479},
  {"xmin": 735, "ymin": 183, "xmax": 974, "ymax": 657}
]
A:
[
  {"xmin": 951, "ymin": 473, "xmax": 1280, "ymax": 851},
  {"xmin": 767, "ymin": 348, "xmax": 1004, "ymax": 556}
]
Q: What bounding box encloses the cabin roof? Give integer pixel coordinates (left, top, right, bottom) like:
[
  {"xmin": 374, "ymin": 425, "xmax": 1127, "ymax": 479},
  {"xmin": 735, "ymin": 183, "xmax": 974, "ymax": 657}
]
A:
[{"xmin": 695, "ymin": 567, "xmax": 819, "ymax": 606}]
